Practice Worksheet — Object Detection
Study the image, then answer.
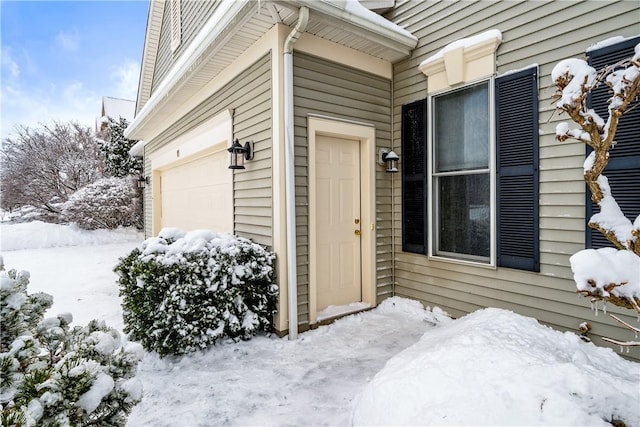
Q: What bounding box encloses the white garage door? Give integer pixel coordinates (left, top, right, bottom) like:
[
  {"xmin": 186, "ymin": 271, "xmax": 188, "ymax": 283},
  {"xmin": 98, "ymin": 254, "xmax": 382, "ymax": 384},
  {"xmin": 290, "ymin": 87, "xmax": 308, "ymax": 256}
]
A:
[{"xmin": 160, "ymin": 151, "xmax": 233, "ymax": 233}]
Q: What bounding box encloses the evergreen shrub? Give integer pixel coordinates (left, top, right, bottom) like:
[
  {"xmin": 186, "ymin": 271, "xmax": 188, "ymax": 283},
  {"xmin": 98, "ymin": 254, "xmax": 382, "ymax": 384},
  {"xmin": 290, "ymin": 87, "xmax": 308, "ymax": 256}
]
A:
[
  {"xmin": 61, "ymin": 177, "xmax": 142, "ymax": 230},
  {"xmin": 0, "ymin": 260, "xmax": 143, "ymax": 426},
  {"xmin": 97, "ymin": 117, "xmax": 143, "ymax": 178},
  {"xmin": 115, "ymin": 228, "xmax": 278, "ymax": 357}
]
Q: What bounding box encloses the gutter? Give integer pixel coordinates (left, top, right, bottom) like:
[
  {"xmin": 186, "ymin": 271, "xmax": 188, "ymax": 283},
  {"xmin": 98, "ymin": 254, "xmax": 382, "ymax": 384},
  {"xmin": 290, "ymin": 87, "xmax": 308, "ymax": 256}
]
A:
[
  {"xmin": 129, "ymin": 140, "xmax": 145, "ymax": 157},
  {"xmin": 283, "ymin": 6, "xmax": 309, "ymax": 340},
  {"xmin": 294, "ymin": 0, "xmax": 417, "ymax": 51}
]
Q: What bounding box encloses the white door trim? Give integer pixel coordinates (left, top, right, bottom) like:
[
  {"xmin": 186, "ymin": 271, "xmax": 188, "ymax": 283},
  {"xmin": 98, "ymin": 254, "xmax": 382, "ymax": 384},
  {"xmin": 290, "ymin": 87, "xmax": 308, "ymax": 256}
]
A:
[{"xmin": 308, "ymin": 116, "xmax": 376, "ymax": 325}]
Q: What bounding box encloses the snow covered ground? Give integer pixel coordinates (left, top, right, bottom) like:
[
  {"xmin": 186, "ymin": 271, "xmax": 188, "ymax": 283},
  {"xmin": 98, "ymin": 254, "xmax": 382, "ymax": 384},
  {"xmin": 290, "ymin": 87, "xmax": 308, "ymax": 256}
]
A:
[{"xmin": 1, "ymin": 221, "xmax": 639, "ymax": 426}]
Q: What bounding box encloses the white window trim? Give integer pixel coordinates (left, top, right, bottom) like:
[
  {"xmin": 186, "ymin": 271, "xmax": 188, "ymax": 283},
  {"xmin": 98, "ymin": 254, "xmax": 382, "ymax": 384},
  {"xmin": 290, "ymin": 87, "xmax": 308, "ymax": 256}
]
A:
[
  {"xmin": 419, "ymin": 29, "xmax": 502, "ymax": 92},
  {"xmin": 427, "ymin": 77, "xmax": 496, "ymax": 267}
]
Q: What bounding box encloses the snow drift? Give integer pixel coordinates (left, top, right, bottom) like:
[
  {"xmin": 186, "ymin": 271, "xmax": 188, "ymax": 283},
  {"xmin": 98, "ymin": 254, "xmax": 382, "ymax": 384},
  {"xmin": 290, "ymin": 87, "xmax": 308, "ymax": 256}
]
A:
[{"xmin": 351, "ymin": 308, "xmax": 640, "ymax": 426}]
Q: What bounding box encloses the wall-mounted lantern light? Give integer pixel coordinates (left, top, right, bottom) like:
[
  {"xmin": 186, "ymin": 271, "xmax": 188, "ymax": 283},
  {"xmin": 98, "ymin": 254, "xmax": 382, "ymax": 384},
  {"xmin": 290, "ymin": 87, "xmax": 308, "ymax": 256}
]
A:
[
  {"xmin": 228, "ymin": 139, "xmax": 253, "ymax": 170},
  {"xmin": 137, "ymin": 175, "xmax": 150, "ymax": 189},
  {"xmin": 378, "ymin": 148, "xmax": 399, "ymax": 173}
]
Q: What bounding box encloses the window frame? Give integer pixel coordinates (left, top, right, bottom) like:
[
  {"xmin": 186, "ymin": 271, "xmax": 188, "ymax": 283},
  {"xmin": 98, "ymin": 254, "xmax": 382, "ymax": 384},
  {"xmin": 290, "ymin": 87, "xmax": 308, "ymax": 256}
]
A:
[{"xmin": 427, "ymin": 77, "xmax": 497, "ymax": 266}]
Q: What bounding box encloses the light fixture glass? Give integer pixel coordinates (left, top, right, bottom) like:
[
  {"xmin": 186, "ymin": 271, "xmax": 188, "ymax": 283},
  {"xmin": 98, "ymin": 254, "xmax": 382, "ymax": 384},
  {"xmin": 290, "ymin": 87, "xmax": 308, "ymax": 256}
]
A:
[
  {"xmin": 382, "ymin": 150, "xmax": 399, "ymax": 173},
  {"xmin": 228, "ymin": 139, "xmax": 247, "ymax": 170},
  {"xmin": 137, "ymin": 175, "xmax": 149, "ymax": 188}
]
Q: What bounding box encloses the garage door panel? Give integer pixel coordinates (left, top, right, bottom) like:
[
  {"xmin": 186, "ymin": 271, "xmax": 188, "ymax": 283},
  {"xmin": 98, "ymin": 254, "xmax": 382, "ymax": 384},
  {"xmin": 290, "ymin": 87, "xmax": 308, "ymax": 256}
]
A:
[{"xmin": 160, "ymin": 152, "xmax": 233, "ymax": 233}]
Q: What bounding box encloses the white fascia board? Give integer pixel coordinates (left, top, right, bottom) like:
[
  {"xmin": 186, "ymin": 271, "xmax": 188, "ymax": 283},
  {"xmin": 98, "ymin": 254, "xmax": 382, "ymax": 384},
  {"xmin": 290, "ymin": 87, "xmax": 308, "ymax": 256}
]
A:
[
  {"xmin": 136, "ymin": 0, "xmax": 164, "ymax": 114},
  {"xmin": 359, "ymin": 0, "xmax": 395, "ymax": 10},
  {"xmin": 296, "ymin": 0, "xmax": 417, "ymax": 50},
  {"xmin": 125, "ymin": 0, "xmax": 251, "ymax": 140}
]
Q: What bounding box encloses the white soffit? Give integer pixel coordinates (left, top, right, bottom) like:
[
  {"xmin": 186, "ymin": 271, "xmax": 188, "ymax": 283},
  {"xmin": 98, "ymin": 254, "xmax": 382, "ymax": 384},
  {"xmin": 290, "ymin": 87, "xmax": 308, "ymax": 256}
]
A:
[{"xmin": 283, "ymin": 0, "xmax": 417, "ymax": 58}]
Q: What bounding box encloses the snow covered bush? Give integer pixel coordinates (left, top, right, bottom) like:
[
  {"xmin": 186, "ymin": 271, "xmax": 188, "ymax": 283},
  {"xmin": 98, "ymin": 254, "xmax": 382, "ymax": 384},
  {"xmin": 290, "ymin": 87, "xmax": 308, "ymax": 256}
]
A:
[
  {"xmin": 0, "ymin": 121, "xmax": 104, "ymax": 216},
  {"xmin": 0, "ymin": 260, "xmax": 143, "ymax": 426},
  {"xmin": 61, "ymin": 177, "xmax": 143, "ymax": 230},
  {"xmin": 97, "ymin": 117, "xmax": 143, "ymax": 178},
  {"xmin": 115, "ymin": 228, "xmax": 278, "ymax": 357},
  {"xmin": 552, "ymin": 39, "xmax": 640, "ymax": 344}
]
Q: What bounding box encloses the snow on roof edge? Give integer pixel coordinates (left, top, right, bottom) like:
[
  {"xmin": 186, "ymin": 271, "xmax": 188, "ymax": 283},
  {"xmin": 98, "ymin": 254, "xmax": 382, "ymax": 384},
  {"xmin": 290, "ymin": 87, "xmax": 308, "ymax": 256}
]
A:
[
  {"xmin": 102, "ymin": 96, "xmax": 136, "ymax": 122},
  {"xmin": 341, "ymin": 0, "xmax": 417, "ymax": 43}
]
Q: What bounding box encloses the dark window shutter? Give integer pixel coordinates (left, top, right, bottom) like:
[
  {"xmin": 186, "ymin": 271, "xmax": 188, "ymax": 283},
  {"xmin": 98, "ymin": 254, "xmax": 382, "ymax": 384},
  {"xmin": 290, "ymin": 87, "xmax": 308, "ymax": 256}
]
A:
[
  {"xmin": 402, "ymin": 99, "xmax": 428, "ymax": 254},
  {"xmin": 586, "ymin": 36, "xmax": 640, "ymax": 249},
  {"xmin": 495, "ymin": 67, "xmax": 540, "ymax": 271}
]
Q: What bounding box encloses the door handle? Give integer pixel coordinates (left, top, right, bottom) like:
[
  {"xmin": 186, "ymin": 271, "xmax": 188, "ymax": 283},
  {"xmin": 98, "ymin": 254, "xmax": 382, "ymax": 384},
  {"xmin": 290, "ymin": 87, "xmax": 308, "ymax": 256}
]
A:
[{"xmin": 354, "ymin": 229, "xmax": 361, "ymax": 236}]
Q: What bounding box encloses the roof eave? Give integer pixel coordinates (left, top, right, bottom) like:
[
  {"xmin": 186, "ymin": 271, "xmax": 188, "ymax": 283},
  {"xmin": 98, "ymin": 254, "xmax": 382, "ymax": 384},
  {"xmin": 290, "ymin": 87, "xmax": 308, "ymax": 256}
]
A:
[
  {"xmin": 126, "ymin": 0, "xmax": 254, "ymax": 140},
  {"xmin": 295, "ymin": 0, "xmax": 417, "ymax": 54},
  {"xmin": 126, "ymin": 0, "xmax": 418, "ymax": 141},
  {"xmin": 135, "ymin": 0, "xmax": 164, "ymax": 116}
]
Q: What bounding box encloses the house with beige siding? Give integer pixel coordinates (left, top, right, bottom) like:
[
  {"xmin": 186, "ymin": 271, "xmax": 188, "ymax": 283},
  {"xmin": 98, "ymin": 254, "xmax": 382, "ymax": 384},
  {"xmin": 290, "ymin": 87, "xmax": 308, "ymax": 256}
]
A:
[{"xmin": 126, "ymin": 0, "xmax": 639, "ymax": 358}]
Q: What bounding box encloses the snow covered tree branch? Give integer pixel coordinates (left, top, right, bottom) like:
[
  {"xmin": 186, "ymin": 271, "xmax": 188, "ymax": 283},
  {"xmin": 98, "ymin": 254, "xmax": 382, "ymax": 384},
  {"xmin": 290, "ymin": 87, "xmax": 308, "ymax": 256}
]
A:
[
  {"xmin": 552, "ymin": 41, "xmax": 640, "ymax": 344},
  {"xmin": 0, "ymin": 122, "xmax": 105, "ymax": 215},
  {"xmin": 553, "ymin": 43, "xmax": 640, "ymax": 254}
]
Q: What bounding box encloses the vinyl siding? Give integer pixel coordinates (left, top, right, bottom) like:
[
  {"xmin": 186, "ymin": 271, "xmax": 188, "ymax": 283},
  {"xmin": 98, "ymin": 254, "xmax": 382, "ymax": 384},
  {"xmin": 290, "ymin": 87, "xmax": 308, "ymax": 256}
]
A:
[
  {"xmin": 144, "ymin": 54, "xmax": 273, "ymax": 246},
  {"xmin": 152, "ymin": 0, "xmax": 222, "ymax": 94},
  {"xmin": 386, "ymin": 0, "xmax": 640, "ymax": 358},
  {"xmin": 293, "ymin": 52, "xmax": 392, "ymax": 326}
]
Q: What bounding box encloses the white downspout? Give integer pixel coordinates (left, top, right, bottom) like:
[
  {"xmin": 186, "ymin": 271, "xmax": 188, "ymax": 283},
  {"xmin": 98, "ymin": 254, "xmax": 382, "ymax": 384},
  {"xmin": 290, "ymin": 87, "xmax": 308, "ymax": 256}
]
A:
[{"xmin": 283, "ymin": 6, "xmax": 309, "ymax": 340}]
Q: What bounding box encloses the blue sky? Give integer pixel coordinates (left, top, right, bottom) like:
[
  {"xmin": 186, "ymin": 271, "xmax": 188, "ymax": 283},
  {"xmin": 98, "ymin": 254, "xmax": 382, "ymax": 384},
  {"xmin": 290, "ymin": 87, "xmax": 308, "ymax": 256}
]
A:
[{"xmin": 1, "ymin": 1, "xmax": 149, "ymax": 139}]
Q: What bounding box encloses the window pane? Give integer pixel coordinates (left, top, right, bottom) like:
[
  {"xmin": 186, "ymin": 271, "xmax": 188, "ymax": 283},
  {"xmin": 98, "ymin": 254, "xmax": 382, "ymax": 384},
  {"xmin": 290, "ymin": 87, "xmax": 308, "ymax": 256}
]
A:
[
  {"xmin": 437, "ymin": 174, "xmax": 490, "ymax": 259},
  {"xmin": 435, "ymin": 83, "xmax": 489, "ymax": 172}
]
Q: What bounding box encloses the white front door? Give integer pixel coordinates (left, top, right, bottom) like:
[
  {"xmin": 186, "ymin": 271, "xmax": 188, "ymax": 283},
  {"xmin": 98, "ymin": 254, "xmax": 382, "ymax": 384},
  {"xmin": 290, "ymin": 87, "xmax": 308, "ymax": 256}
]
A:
[{"xmin": 315, "ymin": 134, "xmax": 362, "ymax": 311}]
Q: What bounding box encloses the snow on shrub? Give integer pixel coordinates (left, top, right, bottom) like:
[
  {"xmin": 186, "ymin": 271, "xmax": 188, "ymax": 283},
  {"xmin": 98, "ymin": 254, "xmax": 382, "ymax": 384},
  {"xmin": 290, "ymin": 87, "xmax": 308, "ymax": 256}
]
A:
[
  {"xmin": 0, "ymin": 259, "xmax": 143, "ymax": 426},
  {"xmin": 61, "ymin": 177, "xmax": 142, "ymax": 230},
  {"xmin": 115, "ymin": 228, "xmax": 278, "ymax": 357},
  {"xmin": 97, "ymin": 116, "xmax": 143, "ymax": 179}
]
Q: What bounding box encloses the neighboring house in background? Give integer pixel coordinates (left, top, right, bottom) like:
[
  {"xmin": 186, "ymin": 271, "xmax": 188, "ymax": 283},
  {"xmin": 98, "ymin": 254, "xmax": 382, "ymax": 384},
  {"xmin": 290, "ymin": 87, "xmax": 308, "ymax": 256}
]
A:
[
  {"xmin": 97, "ymin": 96, "xmax": 136, "ymax": 132},
  {"xmin": 125, "ymin": 0, "xmax": 640, "ymax": 359}
]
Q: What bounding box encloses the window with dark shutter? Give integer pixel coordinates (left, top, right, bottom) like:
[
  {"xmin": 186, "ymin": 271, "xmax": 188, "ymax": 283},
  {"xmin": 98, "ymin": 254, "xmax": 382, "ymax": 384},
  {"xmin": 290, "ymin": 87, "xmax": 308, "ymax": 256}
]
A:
[
  {"xmin": 586, "ymin": 36, "xmax": 640, "ymax": 249},
  {"xmin": 402, "ymin": 99, "xmax": 428, "ymax": 254},
  {"xmin": 495, "ymin": 67, "xmax": 540, "ymax": 272}
]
